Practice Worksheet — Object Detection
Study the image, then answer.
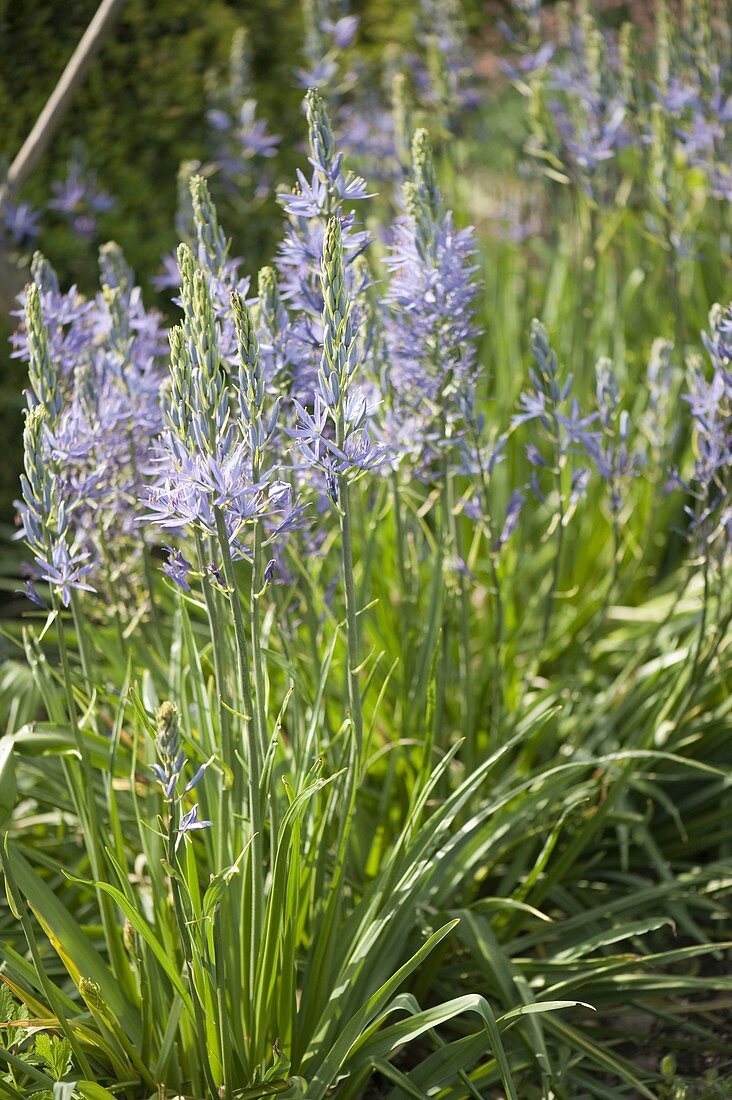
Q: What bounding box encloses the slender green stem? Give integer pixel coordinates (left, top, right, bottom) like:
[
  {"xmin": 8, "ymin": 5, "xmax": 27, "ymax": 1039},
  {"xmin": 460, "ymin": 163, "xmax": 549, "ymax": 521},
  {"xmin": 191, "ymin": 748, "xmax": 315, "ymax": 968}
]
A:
[
  {"xmin": 446, "ymin": 463, "xmax": 473, "ymax": 753},
  {"xmin": 488, "ymin": 551, "xmax": 505, "ymax": 745},
  {"xmin": 123, "ymin": 399, "xmax": 162, "ymax": 642},
  {"xmin": 467, "ymin": 414, "xmax": 506, "ymax": 745},
  {"xmin": 391, "ymin": 471, "xmax": 414, "ymax": 736},
  {"xmin": 166, "ymin": 808, "xmax": 218, "ymax": 1098},
  {"xmin": 213, "ymin": 904, "xmax": 235, "ymax": 1098},
  {"xmin": 212, "ymin": 516, "xmax": 257, "ymax": 754},
  {"xmin": 195, "ymin": 530, "xmax": 233, "ymax": 866},
  {"xmin": 249, "ymin": 459, "xmax": 272, "ymax": 840},
  {"xmin": 69, "ymin": 590, "xmax": 94, "ymax": 693},
  {"xmin": 690, "ymin": 552, "xmax": 711, "ymax": 690},
  {"xmin": 391, "ymin": 470, "xmax": 408, "ymax": 598},
  {"xmin": 250, "ymin": 522, "xmax": 267, "ymax": 751},
  {"xmin": 337, "ymin": 475, "xmax": 364, "ymax": 763},
  {"xmin": 212, "ymin": 508, "xmax": 263, "ymax": 1063},
  {"xmin": 53, "ymin": 609, "xmax": 107, "ymax": 891},
  {"xmin": 541, "ymin": 458, "xmax": 566, "ymax": 650}
]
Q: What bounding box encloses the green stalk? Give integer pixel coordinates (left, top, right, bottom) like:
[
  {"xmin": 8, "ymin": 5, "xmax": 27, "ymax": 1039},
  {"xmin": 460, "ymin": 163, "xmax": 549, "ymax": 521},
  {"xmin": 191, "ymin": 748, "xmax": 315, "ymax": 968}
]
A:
[
  {"xmin": 487, "ymin": 550, "xmax": 505, "ymax": 745},
  {"xmin": 212, "ymin": 508, "xmax": 264, "ymax": 1062},
  {"xmin": 53, "ymin": 600, "xmax": 128, "ymax": 985},
  {"xmin": 119, "ymin": 361, "xmax": 163, "ymax": 643},
  {"xmin": 194, "ymin": 529, "xmax": 234, "ymax": 867},
  {"xmin": 391, "ymin": 470, "xmax": 408, "ymax": 599},
  {"xmin": 467, "ymin": 415, "xmax": 506, "ymax": 745},
  {"xmin": 692, "ymin": 552, "xmax": 711, "ymax": 675},
  {"xmin": 251, "ymin": 520, "xmax": 268, "ymax": 755},
  {"xmin": 391, "ymin": 470, "xmax": 414, "ymax": 737},
  {"xmin": 337, "ymin": 474, "xmax": 364, "ymax": 765},
  {"xmin": 249, "ymin": 452, "xmax": 272, "ymax": 833},
  {"xmin": 319, "ymin": 443, "xmax": 365, "ymax": 944},
  {"xmin": 541, "ymin": 463, "xmax": 566, "ymax": 650},
  {"xmin": 166, "ymin": 806, "xmax": 219, "ymax": 1098},
  {"xmin": 434, "ymin": 457, "xmax": 451, "ymax": 752},
  {"xmin": 446, "ymin": 461, "xmax": 473, "ymax": 755},
  {"xmin": 213, "ymin": 903, "xmax": 236, "ymax": 1098},
  {"xmin": 69, "ymin": 589, "xmax": 95, "ymax": 695},
  {"xmin": 212, "ymin": 517, "xmax": 257, "ymax": 758}
]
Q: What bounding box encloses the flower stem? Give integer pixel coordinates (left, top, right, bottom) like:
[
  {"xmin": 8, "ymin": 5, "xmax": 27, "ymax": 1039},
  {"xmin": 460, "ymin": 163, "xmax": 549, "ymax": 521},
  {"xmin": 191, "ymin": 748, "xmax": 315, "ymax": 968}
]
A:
[
  {"xmin": 338, "ymin": 475, "xmax": 364, "ymax": 764},
  {"xmin": 166, "ymin": 806, "xmax": 219, "ymax": 1098},
  {"xmin": 194, "ymin": 530, "xmax": 233, "ymax": 868},
  {"xmin": 212, "ymin": 509, "xmax": 264, "ymax": 1059},
  {"xmin": 53, "ymin": 599, "xmax": 131, "ymax": 991}
]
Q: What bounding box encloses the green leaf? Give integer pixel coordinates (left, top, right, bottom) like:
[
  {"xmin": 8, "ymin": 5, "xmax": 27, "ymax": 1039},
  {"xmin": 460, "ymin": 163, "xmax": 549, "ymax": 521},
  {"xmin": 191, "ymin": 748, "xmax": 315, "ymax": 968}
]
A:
[
  {"xmin": 35, "ymin": 1033, "xmax": 73, "ymax": 1081},
  {"xmin": 497, "ymin": 1000, "xmax": 595, "ymax": 1025},
  {"xmin": 232, "ymin": 1082, "xmax": 298, "ymax": 1099},
  {"xmin": 67, "ymin": 875, "xmax": 195, "ymax": 1023},
  {"xmin": 2, "ymin": 843, "xmax": 140, "ymax": 1045},
  {"xmin": 0, "ymin": 1046, "xmax": 54, "ymax": 1091},
  {"xmin": 306, "ymin": 920, "xmax": 460, "ymax": 1098},
  {"xmin": 353, "ymin": 993, "xmax": 520, "ymax": 1100},
  {"xmin": 74, "ymin": 1085, "xmax": 119, "ymax": 1100},
  {"xmin": 52, "ymin": 1086, "xmax": 119, "ymax": 1100},
  {"xmin": 0, "ymin": 735, "xmax": 16, "ymax": 825}
]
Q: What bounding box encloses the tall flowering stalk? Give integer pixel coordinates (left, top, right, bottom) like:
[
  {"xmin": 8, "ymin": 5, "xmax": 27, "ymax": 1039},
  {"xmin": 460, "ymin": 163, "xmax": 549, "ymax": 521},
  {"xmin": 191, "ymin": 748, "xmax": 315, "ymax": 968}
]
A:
[
  {"xmin": 385, "ymin": 128, "xmax": 480, "ymax": 473},
  {"xmin": 416, "ymin": 0, "xmax": 478, "ymax": 132},
  {"xmin": 385, "ymin": 127, "xmax": 482, "ymax": 742},
  {"xmin": 677, "ymin": 304, "xmax": 732, "ymax": 683},
  {"xmin": 206, "ymin": 26, "xmax": 280, "ymax": 201},
  {"xmin": 151, "ymin": 701, "xmax": 217, "ymax": 1096},
  {"xmin": 146, "ymin": 185, "xmax": 306, "ymax": 1040},
  {"xmin": 514, "ymin": 319, "xmax": 597, "ymax": 646},
  {"xmin": 15, "ymin": 248, "xmax": 167, "ymax": 622},
  {"xmin": 18, "ymin": 286, "xmax": 94, "ymax": 609},
  {"xmin": 319, "ymin": 216, "xmax": 364, "ymax": 762},
  {"xmin": 589, "ymin": 356, "xmax": 642, "ymax": 589},
  {"xmin": 287, "ymin": 215, "xmax": 373, "ymax": 1041},
  {"xmin": 148, "ymin": 225, "xmax": 267, "ymax": 1003},
  {"xmin": 232, "ymin": 291, "xmax": 278, "ymax": 817},
  {"xmin": 17, "ymin": 289, "xmax": 137, "ymax": 997},
  {"xmin": 275, "ymin": 88, "xmax": 371, "ymax": 403},
  {"xmin": 254, "ymin": 263, "xmax": 294, "ymax": 396}
]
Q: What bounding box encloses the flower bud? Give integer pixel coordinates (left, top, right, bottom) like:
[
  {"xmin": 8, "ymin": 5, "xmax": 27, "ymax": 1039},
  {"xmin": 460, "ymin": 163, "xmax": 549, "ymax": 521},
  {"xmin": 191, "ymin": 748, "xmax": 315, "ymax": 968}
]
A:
[
  {"xmin": 122, "ymin": 918, "xmax": 137, "ymax": 955},
  {"xmin": 79, "ymin": 977, "xmax": 106, "ymax": 1013},
  {"xmin": 156, "ymin": 701, "xmax": 181, "ymax": 763}
]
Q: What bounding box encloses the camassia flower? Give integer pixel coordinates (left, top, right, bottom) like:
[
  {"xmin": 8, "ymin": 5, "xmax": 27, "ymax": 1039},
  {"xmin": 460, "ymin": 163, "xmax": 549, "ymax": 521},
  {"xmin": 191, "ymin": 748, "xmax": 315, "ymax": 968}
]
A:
[
  {"xmin": 586, "ymin": 357, "xmax": 642, "ymax": 516},
  {"xmin": 146, "ymin": 219, "xmax": 304, "ymax": 562},
  {"xmin": 290, "ymin": 217, "xmax": 388, "ymax": 501},
  {"xmin": 11, "ymin": 252, "xmax": 97, "ymax": 380},
  {"xmin": 49, "ymin": 157, "xmax": 115, "ymax": 241},
  {"xmin": 151, "ymin": 702, "xmax": 212, "ymax": 850},
  {"xmin": 512, "ymin": 320, "xmax": 599, "ymax": 517},
  {"xmin": 383, "ymin": 128, "xmax": 481, "ymax": 473},
  {"xmin": 18, "ymin": 400, "xmax": 95, "ymax": 608},
  {"xmin": 206, "ymin": 28, "xmax": 280, "ymax": 199},
  {"xmin": 14, "ymin": 247, "xmax": 168, "ymax": 605},
  {"xmin": 274, "ymin": 89, "xmax": 372, "ymax": 403},
  {"xmin": 1, "ymin": 198, "xmax": 40, "ymax": 248},
  {"xmin": 678, "ymin": 304, "xmax": 732, "ymax": 556}
]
